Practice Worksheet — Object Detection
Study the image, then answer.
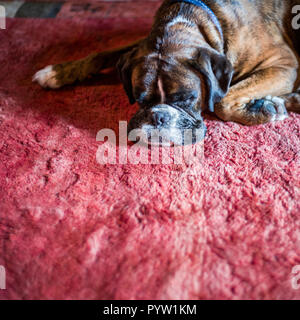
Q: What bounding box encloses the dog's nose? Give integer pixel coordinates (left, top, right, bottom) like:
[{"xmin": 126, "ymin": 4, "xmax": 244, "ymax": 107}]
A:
[{"xmin": 151, "ymin": 111, "xmax": 170, "ymax": 126}]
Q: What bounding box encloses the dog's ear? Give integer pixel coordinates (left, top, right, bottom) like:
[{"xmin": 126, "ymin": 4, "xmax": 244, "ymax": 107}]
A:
[
  {"xmin": 116, "ymin": 46, "xmax": 140, "ymax": 105},
  {"xmin": 190, "ymin": 49, "xmax": 233, "ymax": 112}
]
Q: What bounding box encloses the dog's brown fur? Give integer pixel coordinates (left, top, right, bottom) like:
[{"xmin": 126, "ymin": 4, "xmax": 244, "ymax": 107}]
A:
[{"xmin": 34, "ymin": 0, "xmax": 300, "ymax": 128}]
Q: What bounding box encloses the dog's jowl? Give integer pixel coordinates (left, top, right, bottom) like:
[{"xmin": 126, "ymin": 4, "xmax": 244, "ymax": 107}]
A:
[{"xmin": 33, "ymin": 0, "xmax": 300, "ymax": 145}]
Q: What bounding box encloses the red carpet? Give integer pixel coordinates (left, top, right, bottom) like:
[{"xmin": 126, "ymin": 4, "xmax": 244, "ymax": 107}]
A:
[{"xmin": 0, "ymin": 17, "xmax": 300, "ymax": 300}]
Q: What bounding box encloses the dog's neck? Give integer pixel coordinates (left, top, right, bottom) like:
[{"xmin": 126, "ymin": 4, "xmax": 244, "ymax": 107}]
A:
[
  {"xmin": 148, "ymin": 0, "xmax": 224, "ymax": 54},
  {"xmin": 169, "ymin": 0, "xmax": 223, "ymax": 40}
]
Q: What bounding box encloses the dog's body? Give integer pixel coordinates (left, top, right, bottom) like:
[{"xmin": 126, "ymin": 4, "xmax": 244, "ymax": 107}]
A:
[{"xmin": 34, "ymin": 0, "xmax": 300, "ymax": 144}]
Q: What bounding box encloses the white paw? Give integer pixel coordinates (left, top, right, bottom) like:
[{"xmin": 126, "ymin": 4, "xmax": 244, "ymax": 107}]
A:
[
  {"xmin": 265, "ymin": 95, "xmax": 288, "ymax": 121},
  {"xmin": 32, "ymin": 65, "xmax": 61, "ymax": 89}
]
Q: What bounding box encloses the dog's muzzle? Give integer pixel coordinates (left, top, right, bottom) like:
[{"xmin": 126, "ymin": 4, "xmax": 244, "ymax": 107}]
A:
[{"xmin": 128, "ymin": 104, "xmax": 206, "ymax": 146}]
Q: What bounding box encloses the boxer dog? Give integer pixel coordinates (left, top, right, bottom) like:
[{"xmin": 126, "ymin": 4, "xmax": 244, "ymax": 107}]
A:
[{"xmin": 33, "ymin": 0, "xmax": 300, "ymax": 145}]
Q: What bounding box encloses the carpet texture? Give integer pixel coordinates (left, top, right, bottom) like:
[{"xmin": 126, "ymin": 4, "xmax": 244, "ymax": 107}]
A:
[{"xmin": 0, "ymin": 16, "xmax": 300, "ymax": 300}]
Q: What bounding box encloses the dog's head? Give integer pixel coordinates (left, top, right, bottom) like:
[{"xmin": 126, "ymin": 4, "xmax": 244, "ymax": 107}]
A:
[{"xmin": 117, "ymin": 41, "xmax": 233, "ymax": 145}]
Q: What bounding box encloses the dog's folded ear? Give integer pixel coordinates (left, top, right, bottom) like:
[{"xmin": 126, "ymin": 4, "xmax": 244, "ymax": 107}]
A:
[
  {"xmin": 116, "ymin": 47, "xmax": 139, "ymax": 105},
  {"xmin": 190, "ymin": 49, "xmax": 234, "ymax": 112}
]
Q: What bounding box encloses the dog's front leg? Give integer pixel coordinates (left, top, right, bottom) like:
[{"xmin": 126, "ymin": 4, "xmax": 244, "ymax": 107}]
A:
[
  {"xmin": 215, "ymin": 65, "xmax": 298, "ymax": 125},
  {"xmin": 33, "ymin": 39, "xmax": 144, "ymax": 89}
]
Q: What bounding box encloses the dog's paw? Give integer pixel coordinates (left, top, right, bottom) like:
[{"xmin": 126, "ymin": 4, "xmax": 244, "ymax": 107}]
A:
[
  {"xmin": 32, "ymin": 65, "xmax": 61, "ymax": 89},
  {"xmin": 246, "ymin": 96, "xmax": 288, "ymax": 122}
]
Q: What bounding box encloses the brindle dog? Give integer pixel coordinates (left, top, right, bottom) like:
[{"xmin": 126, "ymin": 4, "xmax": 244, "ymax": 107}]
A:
[{"xmin": 33, "ymin": 0, "xmax": 300, "ymax": 145}]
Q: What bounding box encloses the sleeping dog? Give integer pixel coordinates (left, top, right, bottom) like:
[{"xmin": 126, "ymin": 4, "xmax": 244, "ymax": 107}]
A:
[{"xmin": 33, "ymin": 0, "xmax": 300, "ymax": 145}]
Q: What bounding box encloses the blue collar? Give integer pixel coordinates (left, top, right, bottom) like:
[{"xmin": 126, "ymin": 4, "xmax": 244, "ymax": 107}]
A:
[{"xmin": 170, "ymin": 0, "xmax": 223, "ymax": 39}]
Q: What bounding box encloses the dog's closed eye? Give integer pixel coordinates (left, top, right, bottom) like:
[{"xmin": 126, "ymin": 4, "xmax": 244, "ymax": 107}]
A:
[{"xmin": 169, "ymin": 90, "xmax": 198, "ymax": 107}]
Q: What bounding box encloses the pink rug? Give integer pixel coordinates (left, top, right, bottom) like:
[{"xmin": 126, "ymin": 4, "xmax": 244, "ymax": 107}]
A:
[{"xmin": 0, "ymin": 17, "xmax": 300, "ymax": 300}]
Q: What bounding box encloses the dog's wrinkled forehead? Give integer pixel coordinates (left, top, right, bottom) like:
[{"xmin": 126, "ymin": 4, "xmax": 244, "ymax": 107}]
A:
[{"xmin": 131, "ymin": 54, "xmax": 201, "ymax": 107}]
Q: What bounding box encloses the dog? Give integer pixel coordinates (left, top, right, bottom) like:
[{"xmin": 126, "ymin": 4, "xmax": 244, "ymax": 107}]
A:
[{"xmin": 33, "ymin": 0, "xmax": 300, "ymax": 145}]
